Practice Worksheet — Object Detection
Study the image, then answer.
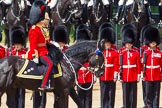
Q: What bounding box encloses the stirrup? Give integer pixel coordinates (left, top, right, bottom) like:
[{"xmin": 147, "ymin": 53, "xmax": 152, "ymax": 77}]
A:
[{"xmin": 149, "ymin": 18, "xmax": 155, "ymax": 24}]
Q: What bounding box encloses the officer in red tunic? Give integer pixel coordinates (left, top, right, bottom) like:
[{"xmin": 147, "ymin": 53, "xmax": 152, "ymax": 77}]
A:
[
  {"xmin": 6, "ymin": 26, "xmax": 26, "ymax": 108},
  {"xmin": 76, "ymin": 24, "xmax": 93, "ymax": 108},
  {"xmin": 120, "ymin": 26, "xmax": 141, "ymax": 108},
  {"xmin": 99, "ymin": 26, "xmax": 119, "ymax": 108},
  {"xmin": 27, "ymin": 0, "xmax": 53, "ymax": 90},
  {"xmin": 0, "ymin": 29, "xmax": 5, "ymax": 59},
  {"xmin": 141, "ymin": 26, "xmax": 162, "ymax": 108}
]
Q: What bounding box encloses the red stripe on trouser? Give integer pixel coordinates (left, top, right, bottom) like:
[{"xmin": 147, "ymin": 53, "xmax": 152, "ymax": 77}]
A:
[{"xmin": 41, "ymin": 56, "xmax": 53, "ymax": 87}]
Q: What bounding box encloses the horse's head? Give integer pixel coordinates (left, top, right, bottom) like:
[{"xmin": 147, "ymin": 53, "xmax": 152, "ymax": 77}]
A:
[
  {"xmin": 65, "ymin": 40, "xmax": 97, "ymax": 70},
  {"xmin": 88, "ymin": 50, "xmax": 104, "ymax": 77}
]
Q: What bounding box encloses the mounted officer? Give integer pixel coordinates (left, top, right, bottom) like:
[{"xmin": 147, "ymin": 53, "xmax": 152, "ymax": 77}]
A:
[{"xmin": 27, "ymin": 0, "xmax": 56, "ymax": 91}]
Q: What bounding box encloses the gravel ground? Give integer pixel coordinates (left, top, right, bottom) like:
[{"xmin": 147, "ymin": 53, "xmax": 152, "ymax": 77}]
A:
[{"xmin": 1, "ymin": 81, "xmax": 162, "ymax": 108}]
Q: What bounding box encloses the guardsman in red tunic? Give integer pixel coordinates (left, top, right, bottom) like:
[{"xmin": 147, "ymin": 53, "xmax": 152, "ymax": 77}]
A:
[
  {"xmin": 99, "ymin": 26, "xmax": 119, "ymax": 108},
  {"xmin": 6, "ymin": 26, "xmax": 27, "ymax": 108},
  {"xmin": 75, "ymin": 24, "xmax": 93, "ymax": 108},
  {"xmin": 120, "ymin": 26, "xmax": 141, "ymax": 108},
  {"xmin": 141, "ymin": 26, "xmax": 162, "ymax": 108},
  {"xmin": 27, "ymin": 0, "xmax": 53, "ymax": 91}
]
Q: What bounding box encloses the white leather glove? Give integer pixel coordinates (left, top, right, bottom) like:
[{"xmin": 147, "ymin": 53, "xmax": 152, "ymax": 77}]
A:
[{"xmin": 33, "ymin": 57, "xmax": 39, "ymax": 64}]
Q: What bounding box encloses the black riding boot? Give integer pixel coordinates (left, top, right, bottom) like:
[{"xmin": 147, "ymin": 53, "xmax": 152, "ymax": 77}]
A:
[
  {"xmin": 1, "ymin": 2, "xmax": 7, "ymax": 24},
  {"xmin": 113, "ymin": 6, "xmax": 123, "ymax": 23},
  {"xmin": 104, "ymin": 5, "xmax": 110, "ymax": 22},
  {"xmin": 145, "ymin": 3, "xmax": 155, "ymax": 24},
  {"xmin": 159, "ymin": 5, "xmax": 162, "ymax": 23},
  {"xmin": 81, "ymin": 4, "xmax": 88, "ymax": 23}
]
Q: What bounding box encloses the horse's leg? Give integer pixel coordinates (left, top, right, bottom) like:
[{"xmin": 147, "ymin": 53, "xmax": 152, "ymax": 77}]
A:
[
  {"xmin": 33, "ymin": 91, "xmax": 46, "ymax": 108},
  {"xmin": 6, "ymin": 87, "xmax": 18, "ymax": 108},
  {"xmin": 70, "ymin": 88, "xmax": 84, "ymax": 108}
]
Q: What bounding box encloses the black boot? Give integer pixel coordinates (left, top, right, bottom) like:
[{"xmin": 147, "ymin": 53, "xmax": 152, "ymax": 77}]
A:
[
  {"xmin": 145, "ymin": 3, "xmax": 155, "ymax": 24},
  {"xmin": 1, "ymin": 2, "xmax": 7, "ymax": 24}
]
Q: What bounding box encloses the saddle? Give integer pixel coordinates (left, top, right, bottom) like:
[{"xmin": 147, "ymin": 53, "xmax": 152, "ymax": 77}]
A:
[{"xmin": 17, "ymin": 43, "xmax": 63, "ymax": 79}]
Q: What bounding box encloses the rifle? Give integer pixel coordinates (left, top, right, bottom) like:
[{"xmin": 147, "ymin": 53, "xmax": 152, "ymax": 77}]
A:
[
  {"xmin": 143, "ymin": 51, "xmax": 147, "ymax": 77},
  {"xmin": 119, "ymin": 53, "xmax": 123, "ymax": 80}
]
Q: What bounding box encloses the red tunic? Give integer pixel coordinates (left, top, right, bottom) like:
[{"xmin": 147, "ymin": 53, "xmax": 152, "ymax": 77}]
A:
[
  {"xmin": 77, "ymin": 62, "xmax": 93, "ymax": 84},
  {"xmin": 7, "ymin": 46, "xmax": 26, "ymax": 58},
  {"xmin": 142, "ymin": 48, "xmax": 162, "ymax": 81},
  {"xmin": 27, "ymin": 25, "xmax": 48, "ymax": 59},
  {"xmin": 120, "ymin": 47, "xmax": 141, "ymax": 82},
  {"xmin": 62, "ymin": 46, "xmax": 68, "ymax": 52},
  {"xmin": 0, "ymin": 46, "xmax": 5, "ymax": 59},
  {"xmin": 100, "ymin": 48, "xmax": 119, "ymax": 81}
]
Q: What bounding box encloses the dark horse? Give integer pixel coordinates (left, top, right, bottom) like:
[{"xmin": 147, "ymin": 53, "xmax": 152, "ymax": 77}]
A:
[
  {"xmin": 50, "ymin": 0, "xmax": 82, "ymax": 37},
  {"xmin": 3, "ymin": 0, "xmax": 28, "ymax": 47},
  {"xmin": 124, "ymin": 0, "xmax": 149, "ymax": 47},
  {"xmin": 0, "ymin": 41, "xmax": 98, "ymax": 108}
]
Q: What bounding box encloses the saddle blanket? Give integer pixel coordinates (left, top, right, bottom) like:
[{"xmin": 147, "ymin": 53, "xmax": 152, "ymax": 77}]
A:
[{"xmin": 16, "ymin": 59, "xmax": 62, "ymax": 79}]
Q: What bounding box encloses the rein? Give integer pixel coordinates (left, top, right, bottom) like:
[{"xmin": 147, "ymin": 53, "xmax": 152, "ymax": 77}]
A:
[{"xmin": 63, "ymin": 52, "xmax": 94, "ymax": 90}]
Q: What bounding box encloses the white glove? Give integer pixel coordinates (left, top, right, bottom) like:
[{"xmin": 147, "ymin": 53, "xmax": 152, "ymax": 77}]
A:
[{"xmin": 33, "ymin": 57, "xmax": 39, "ymax": 64}]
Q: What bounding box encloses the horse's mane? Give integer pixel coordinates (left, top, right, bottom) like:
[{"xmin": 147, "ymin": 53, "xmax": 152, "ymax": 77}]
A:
[{"xmin": 65, "ymin": 40, "xmax": 97, "ymax": 57}]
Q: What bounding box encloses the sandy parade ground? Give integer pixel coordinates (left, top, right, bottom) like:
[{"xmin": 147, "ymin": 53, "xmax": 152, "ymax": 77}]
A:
[{"xmin": 0, "ymin": 80, "xmax": 162, "ymax": 108}]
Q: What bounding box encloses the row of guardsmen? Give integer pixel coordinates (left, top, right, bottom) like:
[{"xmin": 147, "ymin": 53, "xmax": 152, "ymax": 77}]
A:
[{"xmin": 75, "ymin": 23, "xmax": 162, "ymax": 108}]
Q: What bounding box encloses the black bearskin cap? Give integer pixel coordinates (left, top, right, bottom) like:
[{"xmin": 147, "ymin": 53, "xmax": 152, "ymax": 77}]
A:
[
  {"xmin": 75, "ymin": 24, "xmax": 92, "ymax": 41},
  {"xmin": 29, "ymin": 0, "xmax": 46, "ymax": 25},
  {"xmin": 99, "ymin": 27, "xmax": 116, "ymax": 44},
  {"xmin": 54, "ymin": 25, "xmax": 69, "ymax": 44},
  {"xmin": 121, "ymin": 28, "xmax": 136, "ymax": 45},
  {"xmin": 10, "ymin": 26, "xmax": 26, "ymax": 45},
  {"xmin": 143, "ymin": 26, "xmax": 160, "ymax": 46},
  {"xmin": 98, "ymin": 22, "xmax": 113, "ymax": 40}
]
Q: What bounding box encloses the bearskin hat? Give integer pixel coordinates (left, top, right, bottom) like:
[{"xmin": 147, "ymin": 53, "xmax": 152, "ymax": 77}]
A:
[
  {"xmin": 121, "ymin": 23, "xmax": 136, "ymax": 34},
  {"xmin": 99, "ymin": 27, "xmax": 116, "ymax": 44},
  {"xmin": 75, "ymin": 24, "xmax": 92, "ymax": 41},
  {"xmin": 10, "ymin": 26, "xmax": 26, "ymax": 45},
  {"xmin": 29, "ymin": 0, "xmax": 46, "ymax": 25},
  {"xmin": 121, "ymin": 28, "xmax": 137, "ymax": 45},
  {"xmin": 143, "ymin": 26, "xmax": 160, "ymax": 46},
  {"xmin": 140, "ymin": 25, "xmax": 151, "ymax": 43},
  {"xmin": 53, "ymin": 25, "xmax": 69, "ymax": 44},
  {"xmin": 98, "ymin": 22, "xmax": 113, "ymax": 40}
]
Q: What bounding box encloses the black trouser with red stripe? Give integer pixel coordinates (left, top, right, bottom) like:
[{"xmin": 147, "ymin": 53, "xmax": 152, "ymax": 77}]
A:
[
  {"xmin": 39, "ymin": 55, "xmax": 53, "ymax": 88},
  {"xmin": 77, "ymin": 83, "xmax": 93, "ymax": 108},
  {"xmin": 100, "ymin": 80, "xmax": 116, "ymax": 108},
  {"xmin": 142, "ymin": 81, "xmax": 147, "ymax": 107},
  {"xmin": 122, "ymin": 81, "xmax": 137, "ymax": 108},
  {"xmin": 145, "ymin": 81, "xmax": 161, "ymax": 108}
]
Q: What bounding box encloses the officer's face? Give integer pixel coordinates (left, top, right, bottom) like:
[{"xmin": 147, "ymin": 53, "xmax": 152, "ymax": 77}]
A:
[
  {"xmin": 125, "ymin": 43, "xmax": 133, "ymax": 49},
  {"xmin": 104, "ymin": 42, "xmax": 111, "ymax": 49},
  {"xmin": 149, "ymin": 42, "xmax": 157, "ymax": 48}
]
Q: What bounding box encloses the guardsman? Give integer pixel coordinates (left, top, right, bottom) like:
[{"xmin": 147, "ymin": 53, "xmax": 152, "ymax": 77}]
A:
[
  {"xmin": 6, "ymin": 26, "xmax": 26, "ymax": 108},
  {"xmin": 120, "ymin": 25, "xmax": 141, "ymax": 108},
  {"xmin": 27, "ymin": 0, "xmax": 54, "ymax": 91},
  {"xmin": 76, "ymin": 24, "xmax": 93, "ymax": 108},
  {"xmin": 141, "ymin": 26, "xmax": 162, "ymax": 108},
  {"xmin": 98, "ymin": 25, "xmax": 119, "ymax": 108}
]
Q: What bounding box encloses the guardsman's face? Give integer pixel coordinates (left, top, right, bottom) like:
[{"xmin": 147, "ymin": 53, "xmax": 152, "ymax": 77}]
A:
[
  {"xmin": 149, "ymin": 41, "xmax": 157, "ymax": 48},
  {"xmin": 14, "ymin": 44, "xmax": 23, "ymax": 51},
  {"xmin": 104, "ymin": 41, "xmax": 111, "ymax": 49},
  {"xmin": 125, "ymin": 43, "xmax": 133, "ymax": 50}
]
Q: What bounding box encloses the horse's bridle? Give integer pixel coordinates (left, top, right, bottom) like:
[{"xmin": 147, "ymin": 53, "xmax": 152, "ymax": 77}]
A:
[{"xmin": 11, "ymin": 0, "xmax": 24, "ymax": 21}]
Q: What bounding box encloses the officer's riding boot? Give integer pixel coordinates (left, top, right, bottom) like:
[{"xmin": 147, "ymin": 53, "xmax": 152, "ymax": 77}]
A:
[
  {"xmin": 1, "ymin": 2, "xmax": 7, "ymax": 24},
  {"xmin": 118, "ymin": 6, "xmax": 126, "ymax": 24},
  {"xmin": 81, "ymin": 4, "xmax": 88, "ymax": 23},
  {"xmin": 104, "ymin": 5, "xmax": 110, "ymax": 22},
  {"xmin": 87, "ymin": 6, "xmax": 92, "ymax": 23},
  {"xmin": 145, "ymin": 3, "xmax": 155, "ymax": 24},
  {"xmin": 158, "ymin": 5, "xmax": 162, "ymax": 27},
  {"xmin": 113, "ymin": 6, "xmax": 122, "ymax": 23}
]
